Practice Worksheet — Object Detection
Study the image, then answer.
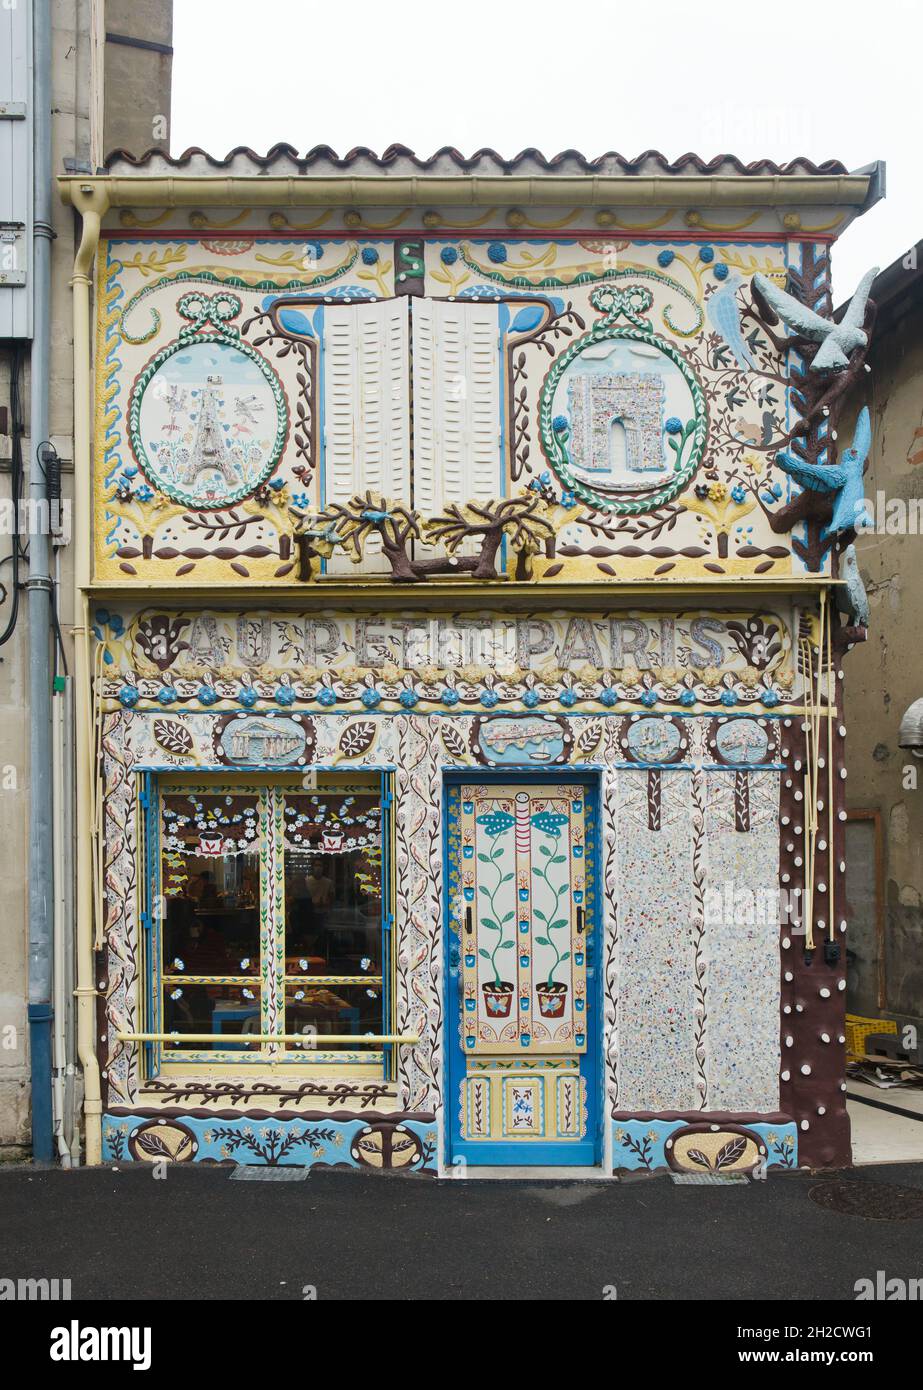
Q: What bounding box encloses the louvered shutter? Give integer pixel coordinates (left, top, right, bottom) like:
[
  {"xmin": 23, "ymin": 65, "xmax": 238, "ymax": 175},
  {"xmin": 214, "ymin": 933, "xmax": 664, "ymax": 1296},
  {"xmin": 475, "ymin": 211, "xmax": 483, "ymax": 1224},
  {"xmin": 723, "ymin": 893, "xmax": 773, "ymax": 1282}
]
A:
[
  {"xmin": 322, "ymin": 300, "xmax": 411, "ymax": 573},
  {"xmin": 412, "ymin": 300, "xmax": 503, "ymax": 554}
]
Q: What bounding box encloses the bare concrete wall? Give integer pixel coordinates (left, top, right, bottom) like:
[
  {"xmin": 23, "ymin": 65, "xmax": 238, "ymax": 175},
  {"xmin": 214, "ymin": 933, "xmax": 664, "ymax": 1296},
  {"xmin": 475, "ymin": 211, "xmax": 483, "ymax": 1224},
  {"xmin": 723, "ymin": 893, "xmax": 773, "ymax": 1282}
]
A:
[
  {"xmin": 844, "ymin": 288, "xmax": 923, "ymax": 1029},
  {"xmin": 102, "ymin": 0, "xmax": 172, "ymax": 157}
]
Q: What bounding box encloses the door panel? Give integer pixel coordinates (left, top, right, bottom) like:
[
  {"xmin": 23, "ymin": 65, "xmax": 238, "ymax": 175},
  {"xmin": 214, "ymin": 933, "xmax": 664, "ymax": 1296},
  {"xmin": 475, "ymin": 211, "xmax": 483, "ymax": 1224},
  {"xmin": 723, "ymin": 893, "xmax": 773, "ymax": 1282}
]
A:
[{"xmin": 446, "ymin": 779, "xmax": 600, "ymax": 1166}]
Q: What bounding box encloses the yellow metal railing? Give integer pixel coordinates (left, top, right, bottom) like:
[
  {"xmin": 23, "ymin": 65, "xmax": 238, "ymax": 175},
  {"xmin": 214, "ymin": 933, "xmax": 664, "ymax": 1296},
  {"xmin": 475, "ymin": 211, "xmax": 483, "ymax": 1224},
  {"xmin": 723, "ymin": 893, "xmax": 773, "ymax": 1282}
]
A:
[{"xmin": 117, "ymin": 1032, "xmax": 418, "ymax": 1046}]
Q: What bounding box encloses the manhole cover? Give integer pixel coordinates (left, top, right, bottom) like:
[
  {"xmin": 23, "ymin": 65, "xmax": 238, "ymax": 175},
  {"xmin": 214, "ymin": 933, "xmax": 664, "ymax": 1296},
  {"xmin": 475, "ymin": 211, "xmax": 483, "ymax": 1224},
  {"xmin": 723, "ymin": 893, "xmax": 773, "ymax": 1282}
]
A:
[{"xmin": 809, "ymin": 1180, "xmax": 923, "ymax": 1221}]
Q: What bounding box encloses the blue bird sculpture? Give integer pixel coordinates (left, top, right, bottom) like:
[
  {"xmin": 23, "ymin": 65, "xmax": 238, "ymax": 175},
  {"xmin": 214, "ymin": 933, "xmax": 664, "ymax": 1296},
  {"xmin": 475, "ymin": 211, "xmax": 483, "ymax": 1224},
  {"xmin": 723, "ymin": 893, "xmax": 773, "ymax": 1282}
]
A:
[
  {"xmin": 707, "ymin": 270, "xmax": 754, "ymax": 371},
  {"xmin": 836, "ymin": 543, "xmax": 870, "ymax": 629},
  {"xmin": 752, "ymin": 266, "xmax": 878, "ymax": 373},
  {"xmin": 773, "ymin": 406, "xmax": 872, "ymax": 539}
]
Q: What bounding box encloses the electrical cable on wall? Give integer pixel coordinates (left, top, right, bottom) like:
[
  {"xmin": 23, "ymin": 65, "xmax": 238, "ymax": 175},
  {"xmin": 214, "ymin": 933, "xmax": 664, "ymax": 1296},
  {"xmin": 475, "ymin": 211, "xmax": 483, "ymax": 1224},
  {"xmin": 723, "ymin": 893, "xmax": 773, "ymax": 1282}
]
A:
[{"xmin": 0, "ymin": 345, "xmax": 27, "ymax": 647}]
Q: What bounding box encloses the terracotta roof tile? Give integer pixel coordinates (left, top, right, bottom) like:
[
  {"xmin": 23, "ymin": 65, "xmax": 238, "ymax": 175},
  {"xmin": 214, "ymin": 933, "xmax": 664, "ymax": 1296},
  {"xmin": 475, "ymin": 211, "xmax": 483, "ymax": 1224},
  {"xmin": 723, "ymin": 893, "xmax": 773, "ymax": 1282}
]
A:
[{"xmin": 101, "ymin": 143, "xmax": 851, "ymax": 177}]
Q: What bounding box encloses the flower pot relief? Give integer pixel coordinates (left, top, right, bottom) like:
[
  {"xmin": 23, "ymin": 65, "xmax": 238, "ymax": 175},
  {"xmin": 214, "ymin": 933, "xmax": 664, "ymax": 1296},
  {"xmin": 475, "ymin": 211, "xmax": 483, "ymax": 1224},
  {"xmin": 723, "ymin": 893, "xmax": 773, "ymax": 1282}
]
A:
[
  {"xmin": 482, "ymin": 980, "xmax": 514, "ymax": 1017},
  {"xmin": 536, "ymin": 981, "xmax": 568, "ymax": 1018}
]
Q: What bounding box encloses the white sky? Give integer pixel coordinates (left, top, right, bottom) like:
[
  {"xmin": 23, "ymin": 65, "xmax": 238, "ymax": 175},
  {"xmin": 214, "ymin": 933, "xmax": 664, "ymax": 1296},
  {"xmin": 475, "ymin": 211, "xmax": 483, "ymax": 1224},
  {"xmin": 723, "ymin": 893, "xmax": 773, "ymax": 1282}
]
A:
[{"xmin": 171, "ymin": 0, "xmax": 921, "ymax": 301}]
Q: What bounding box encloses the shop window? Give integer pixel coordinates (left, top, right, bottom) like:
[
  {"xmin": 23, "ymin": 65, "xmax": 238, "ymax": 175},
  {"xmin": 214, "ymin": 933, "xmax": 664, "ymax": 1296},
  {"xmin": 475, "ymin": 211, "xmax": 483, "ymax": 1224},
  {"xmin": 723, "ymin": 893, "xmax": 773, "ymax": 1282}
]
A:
[{"xmin": 144, "ymin": 776, "xmax": 392, "ymax": 1075}]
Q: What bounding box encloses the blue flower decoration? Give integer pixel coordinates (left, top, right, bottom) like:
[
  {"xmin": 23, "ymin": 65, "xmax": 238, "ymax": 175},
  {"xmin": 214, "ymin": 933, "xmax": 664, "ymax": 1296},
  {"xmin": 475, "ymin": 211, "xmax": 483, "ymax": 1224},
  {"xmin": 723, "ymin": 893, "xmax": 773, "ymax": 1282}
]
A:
[
  {"xmin": 487, "ymin": 242, "xmax": 508, "ymax": 264},
  {"xmin": 440, "ymin": 246, "xmax": 459, "ymax": 265},
  {"xmin": 239, "ymin": 686, "xmax": 259, "ymax": 709},
  {"xmin": 317, "ymin": 687, "xmax": 337, "ymax": 708},
  {"xmin": 552, "ymin": 414, "xmax": 569, "ymax": 433},
  {"xmin": 640, "ymin": 689, "xmax": 657, "ymax": 707},
  {"xmin": 480, "ymin": 689, "xmax": 500, "ymax": 708},
  {"xmin": 292, "ymin": 492, "xmax": 310, "ymax": 510},
  {"xmin": 441, "ymin": 688, "xmax": 459, "ymax": 707},
  {"xmin": 275, "ymin": 685, "xmax": 296, "ymax": 706},
  {"xmin": 135, "ymin": 484, "xmax": 154, "ymax": 503},
  {"xmin": 713, "ymin": 262, "xmax": 729, "ymax": 281},
  {"xmin": 361, "ymin": 246, "xmax": 379, "ymax": 265},
  {"xmin": 399, "ymin": 689, "xmax": 418, "ymax": 709},
  {"xmin": 731, "ymin": 484, "xmax": 747, "ymax": 504},
  {"xmin": 560, "ymin": 490, "xmax": 576, "ymax": 509},
  {"xmin": 109, "ymin": 614, "xmax": 125, "ymax": 635},
  {"xmin": 762, "ymin": 689, "xmax": 780, "ymax": 707},
  {"xmin": 720, "ymin": 689, "xmax": 738, "ymax": 707},
  {"xmin": 560, "ymin": 689, "xmax": 578, "ymax": 708},
  {"xmin": 679, "ymin": 688, "xmax": 697, "ymax": 707},
  {"xmin": 657, "ymin": 249, "xmax": 675, "ymax": 267},
  {"xmin": 523, "ymin": 689, "xmax": 541, "ymax": 709},
  {"xmin": 664, "ymin": 417, "xmax": 683, "ymax": 434},
  {"xmin": 699, "ymin": 245, "xmax": 715, "ymax": 263},
  {"xmin": 361, "ymin": 688, "xmax": 381, "ymax": 709},
  {"xmin": 157, "ymin": 686, "xmax": 176, "ymax": 706},
  {"xmin": 199, "ymin": 685, "xmax": 218, "ymax": 707},
  {"xmin": 118, "ymin": 685, "xmax": 139, "ymax": 709},
  {"xmin": 94, "ymin": 608, "xmax": 111, "ymax": 625},
  {"xmin": 599, "ymin": 687, "xmax": 619, "ymax": 707}
]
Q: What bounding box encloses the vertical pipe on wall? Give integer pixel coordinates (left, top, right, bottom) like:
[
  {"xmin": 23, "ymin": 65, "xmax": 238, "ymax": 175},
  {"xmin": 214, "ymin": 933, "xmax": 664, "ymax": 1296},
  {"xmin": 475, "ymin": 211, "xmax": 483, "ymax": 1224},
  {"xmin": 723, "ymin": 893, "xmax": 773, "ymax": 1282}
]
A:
[
  {"xmin": 68, "ymin": 185, "xmax": 106, "ymax": 1165},
  {"xmin": 27, "ymin": 0, "xmax": 55, "ymax": 1163},
  {"xmin": 51, "ymin": 663, "xmax": 71, "ymax": 1164}
]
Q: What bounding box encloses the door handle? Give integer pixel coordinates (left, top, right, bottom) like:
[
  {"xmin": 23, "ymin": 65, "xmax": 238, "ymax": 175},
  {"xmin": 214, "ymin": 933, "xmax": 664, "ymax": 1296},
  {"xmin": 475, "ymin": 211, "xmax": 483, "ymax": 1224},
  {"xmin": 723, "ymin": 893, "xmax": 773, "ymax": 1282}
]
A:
[
  {"xmin": 465, "ymin": 906, "xmax": 473, "ymax": 936},
  {"xmin": 576, "ymin": 907, "xmax": 585, "ymax": 935}
]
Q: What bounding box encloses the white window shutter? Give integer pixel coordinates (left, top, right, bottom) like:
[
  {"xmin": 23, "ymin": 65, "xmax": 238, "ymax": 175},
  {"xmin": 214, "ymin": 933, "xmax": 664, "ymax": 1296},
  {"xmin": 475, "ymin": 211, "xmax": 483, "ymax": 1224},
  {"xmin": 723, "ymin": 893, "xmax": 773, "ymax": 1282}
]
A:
[
  {"xmin": 322, "ymin": 300, "xmax": 410, "ymax": 573},
  {"xmin": 411, "ymin": 300, "xmax": 503, "ymax": 555}
]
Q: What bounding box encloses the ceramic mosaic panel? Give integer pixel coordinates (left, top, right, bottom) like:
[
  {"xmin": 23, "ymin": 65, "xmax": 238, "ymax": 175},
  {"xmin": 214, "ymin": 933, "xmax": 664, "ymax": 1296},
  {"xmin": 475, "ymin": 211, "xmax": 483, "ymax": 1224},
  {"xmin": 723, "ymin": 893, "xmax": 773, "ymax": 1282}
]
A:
[
  {"xmin": 460, "ymin": 1061, "xmax": 586, "ymax": 1144},
  {"xmin": 455, "ymin": 785, "xmax": 587, "ymax": 1054},
  {"xmin": 615, "ymin": 769, "xmax": 699, "ymax": 1110},
  {"xmin": 94, "ymin": 231, "xmax": 836, "ymax": 585},
  {"xmin": 94, "ymin": 605, "xmax": 798, "ymax": 719},
  {"xmin": 92, "ymin": 602, "xmax": 833, "ymax": 1171},
  {"xmin": 613, "ymin": 1117, "xmax": 797, "ymax": 1174},
  {"xmin": 703, "ymin": 770, "xmax": 781, "ymax": 1111}
]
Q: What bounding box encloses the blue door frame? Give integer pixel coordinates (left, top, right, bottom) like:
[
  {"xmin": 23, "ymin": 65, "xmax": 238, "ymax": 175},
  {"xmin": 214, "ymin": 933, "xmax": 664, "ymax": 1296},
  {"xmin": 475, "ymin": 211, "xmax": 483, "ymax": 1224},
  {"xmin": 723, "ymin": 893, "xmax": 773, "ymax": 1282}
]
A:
[{"xmin": 443, "ymin": 769, "xmax": 604, "ymax": 1167}]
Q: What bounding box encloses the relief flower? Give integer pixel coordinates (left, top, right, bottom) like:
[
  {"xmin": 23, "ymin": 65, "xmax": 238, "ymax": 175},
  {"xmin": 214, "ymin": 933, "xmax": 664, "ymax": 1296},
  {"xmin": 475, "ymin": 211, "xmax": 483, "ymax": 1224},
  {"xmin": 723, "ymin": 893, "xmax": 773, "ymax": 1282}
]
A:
[
  {"xmin": 487, "ymin": 241, "xmax": 508, "ymax": 263},
  {"xmin": 440, "ymin": 246, "xmax": 459, "ymax": 265}
]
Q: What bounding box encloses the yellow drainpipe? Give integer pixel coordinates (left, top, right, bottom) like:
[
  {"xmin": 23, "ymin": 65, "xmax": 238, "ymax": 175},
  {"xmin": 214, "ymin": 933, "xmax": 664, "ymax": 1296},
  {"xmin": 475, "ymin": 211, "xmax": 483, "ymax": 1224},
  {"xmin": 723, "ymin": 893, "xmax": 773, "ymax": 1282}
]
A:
[{"xmin": 69, "ymin": 184, "xmax": 108, "ymax": 1165}]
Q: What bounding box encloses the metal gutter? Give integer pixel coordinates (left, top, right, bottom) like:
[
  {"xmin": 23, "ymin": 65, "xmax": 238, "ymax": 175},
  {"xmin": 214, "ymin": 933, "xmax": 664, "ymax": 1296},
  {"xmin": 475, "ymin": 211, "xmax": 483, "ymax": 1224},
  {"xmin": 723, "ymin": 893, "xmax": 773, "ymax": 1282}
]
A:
[{"xmin": 59, "ymin": 172, "xmax": 876, "ymax": 213}]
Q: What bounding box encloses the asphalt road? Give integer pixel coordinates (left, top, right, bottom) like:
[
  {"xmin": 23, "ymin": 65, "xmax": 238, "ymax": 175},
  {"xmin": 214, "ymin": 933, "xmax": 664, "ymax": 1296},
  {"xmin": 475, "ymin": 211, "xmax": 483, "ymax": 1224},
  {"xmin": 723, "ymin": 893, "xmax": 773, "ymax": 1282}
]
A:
[{"xmin": 2, "ymin": 1161, "xmax": 923, "ymax": 1302}]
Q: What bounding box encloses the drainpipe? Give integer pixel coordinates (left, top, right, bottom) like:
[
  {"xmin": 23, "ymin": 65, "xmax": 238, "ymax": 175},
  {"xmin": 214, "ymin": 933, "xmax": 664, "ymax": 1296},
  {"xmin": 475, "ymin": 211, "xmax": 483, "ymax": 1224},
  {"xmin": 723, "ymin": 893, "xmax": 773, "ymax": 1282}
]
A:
[
  {"xmin": 27, "ymin": 0, "xmax": 55, "ymax": 1163},
  {"xmin": 68, "ymin": 184, "xmax": 106, "ymax": 1166}
]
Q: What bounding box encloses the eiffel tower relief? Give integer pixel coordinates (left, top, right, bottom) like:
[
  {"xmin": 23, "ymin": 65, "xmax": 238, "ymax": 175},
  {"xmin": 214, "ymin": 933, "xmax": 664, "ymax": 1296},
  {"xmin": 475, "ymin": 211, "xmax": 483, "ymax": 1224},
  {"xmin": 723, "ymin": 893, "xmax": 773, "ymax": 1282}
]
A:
[{"xmin": 179, "ymin": 374, "xmax": 237, "ymax": 487}]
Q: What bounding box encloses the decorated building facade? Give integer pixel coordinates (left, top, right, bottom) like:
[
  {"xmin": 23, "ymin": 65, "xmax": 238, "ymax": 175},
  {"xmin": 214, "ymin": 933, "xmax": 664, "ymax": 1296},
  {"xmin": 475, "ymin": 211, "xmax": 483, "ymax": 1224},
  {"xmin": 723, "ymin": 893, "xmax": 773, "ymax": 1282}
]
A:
[{"xmin": 60, "ymin": 147, "xmax": 883, "ymax": 1173}]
